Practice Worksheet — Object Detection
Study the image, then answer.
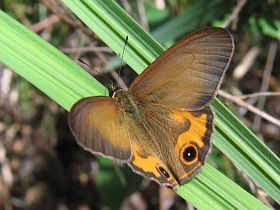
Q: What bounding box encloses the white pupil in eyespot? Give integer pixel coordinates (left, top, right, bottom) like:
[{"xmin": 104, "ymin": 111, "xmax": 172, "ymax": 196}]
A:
[
  {"xmin": 183, "ymin": 146, "xmax": 196, "ymax": 162},
  {"xmin": 159, "ymin": 166, "xmax": 170, "ymax": 179}
]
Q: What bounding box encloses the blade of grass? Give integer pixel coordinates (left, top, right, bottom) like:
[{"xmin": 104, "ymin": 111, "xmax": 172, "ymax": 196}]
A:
[
  {"xmin": 60, "ymin": 0, "xmax": 162, "ymax": 75},
  {"xmin": 0, "ymin": 11, "xmax": 104, "ymax": 111},
  {"xmin": 213, "ymin": 99, "xmax": 280, "ymax": 202},
  {"xmin": 151, "ymin": 0, "xmax": 233, "ymax": 43},
  {"xmin": 62, "ymin": 0, "xmax": 280, "ymax": 204},
  {"xmin": 104, "ymin": 0, "xmax": 234, "ymax": 73},
  {"xmin": 177, "ymin": 164, "xmax": 267, "ymax": 210}
]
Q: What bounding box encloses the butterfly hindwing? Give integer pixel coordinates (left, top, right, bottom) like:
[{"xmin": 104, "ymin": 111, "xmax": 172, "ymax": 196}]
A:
[
  {"xmin": 169, "ymin": 107, "xmax": 213, "ymax": 183},
  {"xmin": 127, "ymin": 105, "xmax": 213, "ymax": 188}
]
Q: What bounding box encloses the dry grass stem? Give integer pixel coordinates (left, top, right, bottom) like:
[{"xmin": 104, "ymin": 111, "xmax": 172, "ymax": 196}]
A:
[
  {"xmin": 60, "ymin": 46, "xmax": 113, "ymax": 54},
  {"xmin": 31, "ymin": 14, "xmax": 60, "ymax": 32},
  {"xmin": 253, "ymin": 42, "xmax": 278, "ymax": 130},
  {"xmin": 137, "ymin": 0, "xmax": 149, "ymax": 31},
  {"xmin": 222, "ymin": 0, "xmax": 247, "ymax": 28},
  {"xmin": 218, "ymin": 90, "xmax": 280, "ymax": 127},
  {"xmin": 238, "ymin": 92, "xmax": 280, "ymax": 100},
  {"xmin": 233, "ymin": 46, "xmax": 260, "ymax": 80}
]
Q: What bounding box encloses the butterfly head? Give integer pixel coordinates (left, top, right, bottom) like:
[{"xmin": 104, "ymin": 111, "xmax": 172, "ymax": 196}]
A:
[{"xmin": 108, "ymin": 83, "xmax": 121, "ymax": 98}]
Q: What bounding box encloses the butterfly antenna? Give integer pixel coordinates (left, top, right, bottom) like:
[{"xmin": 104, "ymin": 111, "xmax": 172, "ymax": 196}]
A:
[
  {"xmin": 118, "ymin": 36, "xmax": 129, "ymax": 82},
  {"xmin": 78, "ymin": 59, "xmax": 114, "ymax": 89}
]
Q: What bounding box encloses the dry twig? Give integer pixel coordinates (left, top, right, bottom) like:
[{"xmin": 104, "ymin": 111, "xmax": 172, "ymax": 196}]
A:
[
  {"xmin": 60, "ymin": 46, "xmax": 113, "ymax": 54},
  {"xmin": 233, "ymin": 46, "xmax": 260, "ymax": 80},
  {"xmin": 253, "ymin": 42, "xmax": 278, "ymax": 130},
  {"xmin": 218, "ymin": 90, "xmax": 280, "ymax": 127},
  {"xmin": 137, "ymin": 0, "xmax": 149, "ymax": 31},
  {"xmin": 121, "ymin": 0, "xmax": 139, "ymax": 23},
  {"xmin": 222, "ymin": 0, "xmax": 247, "ymax": 28},
  {"xmin": 31, "ymin": 14, "xmax": 60, "ymax": 32},
  {"xmin": 41, "ymin": 0, "xmax": 93, "ymax": 36},
  {"xmin": 238, "ymin": 92, "xmax": 280, "ymax": 100}
]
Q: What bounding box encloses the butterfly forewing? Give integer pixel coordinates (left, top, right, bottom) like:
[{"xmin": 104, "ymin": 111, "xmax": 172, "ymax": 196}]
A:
[
  {"xmin": 69, "ymin": 96, "xmax": 132, "ymax": 162},
  {"xmin": 129, "ymin": 27, "xmax": 234, "ymax": 111}
]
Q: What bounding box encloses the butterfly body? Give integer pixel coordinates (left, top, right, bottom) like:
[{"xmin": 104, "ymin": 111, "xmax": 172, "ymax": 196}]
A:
[{"xmin": 69, "ymin": 27, "xmax": 234, "ymax": 189}]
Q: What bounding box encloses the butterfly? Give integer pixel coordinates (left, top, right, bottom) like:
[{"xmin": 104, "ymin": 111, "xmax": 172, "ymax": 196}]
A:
[{"xmin": 68, "ymin": 27, "xmax": 234, "ymax": 189}]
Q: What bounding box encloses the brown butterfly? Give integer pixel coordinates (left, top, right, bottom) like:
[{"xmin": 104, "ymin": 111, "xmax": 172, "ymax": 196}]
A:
[{"xmin": 68, "ymin": 27, "xmax": 234, "ymax": 189}]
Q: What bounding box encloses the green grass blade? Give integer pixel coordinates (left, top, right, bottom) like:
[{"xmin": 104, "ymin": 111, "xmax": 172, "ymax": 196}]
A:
[
  {"xmin": 0, "ymin": 10, "xmax": 104, "ymax": 111},
  {"xmin": 105, "ymin": 0, "xmax": 234, "ymax": 72},
  {"xmin": 177, "ymin": 164, "xmax": 267, "ymax": 210},
  {"xmin": 62, "ymin": 0, "xmax": 163, "ymax": 75},
  {"xmin": 213, "ymin": 99, "xmax": 280, "ymax": 202},
  {"xmin": 151, "ymin": 0, "xmax": 231, "ymax": 43}
]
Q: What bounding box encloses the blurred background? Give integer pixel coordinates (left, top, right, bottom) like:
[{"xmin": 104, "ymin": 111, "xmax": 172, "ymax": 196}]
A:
[{"xmin": 0, "ymin": 0, "xmax": 279, "ymax": 210}]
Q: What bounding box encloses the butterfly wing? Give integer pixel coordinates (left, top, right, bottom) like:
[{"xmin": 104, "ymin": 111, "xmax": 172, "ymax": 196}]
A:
[
  {"xmin": 167, "ymin": 107, "xmax": 213, "ymax": 184},
  {"xmin": 128, "ymin": 105, "xmax": 213, "ymax": 188},
  {"xmin": 68, "ymin": 96, "xmax": 132, "ymax": 162},
  {"xmin": 129, "ymin": 27, "xmax": 234, "ymax": 111},
  {"xmin": 127, "ymin": 27, "xmax": 233, "ymax": 187}
]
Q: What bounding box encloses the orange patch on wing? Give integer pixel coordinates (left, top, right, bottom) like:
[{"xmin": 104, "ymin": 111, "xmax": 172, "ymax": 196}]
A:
[
  {"xmin": 171, "ymin": 110, "xmax": 207, "ymax": 155},
  {"xmin": 170, "ymin": 110, "xmax": 186, "ymax": 124},
  {"xmin": 131, "ymin": 143, "xmax": 162, "ymax": 178}
]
